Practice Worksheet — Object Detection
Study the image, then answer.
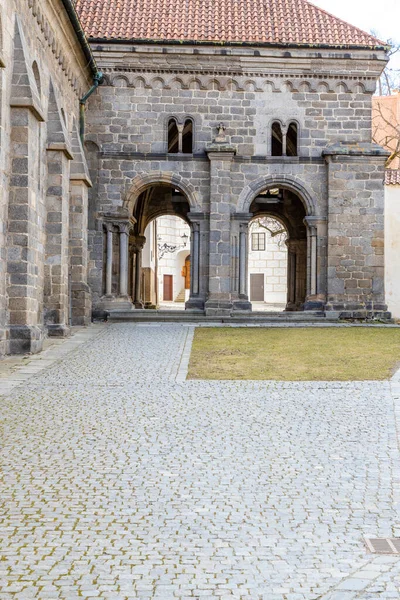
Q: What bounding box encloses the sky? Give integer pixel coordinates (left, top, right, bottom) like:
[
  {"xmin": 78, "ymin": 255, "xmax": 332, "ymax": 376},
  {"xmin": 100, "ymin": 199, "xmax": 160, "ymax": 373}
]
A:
[{"xmin": 310, "ymin": 0, "xmax": 400, "ymax": 69}]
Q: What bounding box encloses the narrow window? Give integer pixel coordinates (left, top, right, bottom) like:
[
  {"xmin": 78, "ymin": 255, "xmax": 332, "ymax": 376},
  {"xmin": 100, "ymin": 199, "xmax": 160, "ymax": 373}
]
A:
[
  {"xmin": 251, "ymin": 232, "xmax": 266, "ymax": 251},
  {"xmin": 182, "ymin": 119, "xmax": 193, "ymax": 153},
  {"xmin": 32, "ymin": 61, "xmax": 41, "ymax": 95},
  {"xmin": 168, "ymin": 118, "xmax": 179, "ymax": 153},
  {"xmin": 286, "ymin": 122, "xmax": 298, "ymax": 157},
  {"xmin": 271, "ymin": 121, "xmax": 283, "ymax": 156}
]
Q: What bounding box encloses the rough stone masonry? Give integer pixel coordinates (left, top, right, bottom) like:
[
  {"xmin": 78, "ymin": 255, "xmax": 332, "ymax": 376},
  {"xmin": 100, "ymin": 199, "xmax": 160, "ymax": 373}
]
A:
[{"xmin": 0, "ymin": 0, "xmax": 393, "ymax": 354}]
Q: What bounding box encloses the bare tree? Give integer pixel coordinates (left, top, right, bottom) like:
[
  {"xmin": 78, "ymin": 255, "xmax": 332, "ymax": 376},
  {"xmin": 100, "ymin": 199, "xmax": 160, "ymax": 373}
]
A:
[
  {"xmin": 372, "ymin": 98, "xmax": 400, "ymax": 168},
  {"xmin": 374, "ymin": 37, "xmax": 400, "ymax": 96},
  {"xmin": 252, "ymin": 217, "xmax": 288, "ymax": 248}
]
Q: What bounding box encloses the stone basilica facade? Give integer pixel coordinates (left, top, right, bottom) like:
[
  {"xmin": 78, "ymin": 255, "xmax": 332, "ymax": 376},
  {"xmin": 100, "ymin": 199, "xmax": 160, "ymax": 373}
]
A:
[{"xmin": 0, "ymin": 0, "xmax": 392, "ymax": 354}]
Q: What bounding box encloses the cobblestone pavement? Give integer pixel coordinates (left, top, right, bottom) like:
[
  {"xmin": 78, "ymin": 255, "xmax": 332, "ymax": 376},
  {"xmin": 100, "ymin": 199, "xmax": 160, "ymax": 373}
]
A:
[{"xmin": 1, "ymin": 323, "xmax": 400, "ymax": 599}]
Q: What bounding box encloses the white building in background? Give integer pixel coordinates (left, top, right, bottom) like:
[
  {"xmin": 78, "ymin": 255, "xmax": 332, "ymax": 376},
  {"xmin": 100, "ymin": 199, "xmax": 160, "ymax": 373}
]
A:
[
  {"xmin": 385, "ymin": 171, "xmax": 400, "ymax": 320},
  {"xmin": 248, "ymin": 220, "xmax": 288, "ymax": 309},
  {"xmin": 142, "ymin": 216, "xmax": 191, "ymax": 307}
]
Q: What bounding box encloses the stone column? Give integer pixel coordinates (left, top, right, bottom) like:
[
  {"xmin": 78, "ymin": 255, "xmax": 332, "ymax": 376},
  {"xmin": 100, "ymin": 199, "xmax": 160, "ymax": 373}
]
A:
[
  {"xmin": 286, "ymin": 240, "xmax": 297, "ymax": 311},
  {"xmin": 104, "ymin": 223, "xmax": 114, "ymax": 297},
  {"xmin": 132, "ymin": 235, "xmax": 146, "ymax": 308},
  {"xmin": 185, "ymin": 213, "xmax": 207, "ymax": 310},
  {"xmin": 303, "ymin": 216, "xmax": 328, "ymax": 311},
  {"xmin": 295, "ymin": 240, "xmax": 307, "ymax": 309},
  {"xmin": 205, "ymin": 145, "xmax": 236, "ymax": 316},
  {"xmin": 118, "ymin": 223, "xmax": 130, "ymax": 297},
  {"xmin": 229, "ymin": 214, "xmax": 252, "ymax": 311}
]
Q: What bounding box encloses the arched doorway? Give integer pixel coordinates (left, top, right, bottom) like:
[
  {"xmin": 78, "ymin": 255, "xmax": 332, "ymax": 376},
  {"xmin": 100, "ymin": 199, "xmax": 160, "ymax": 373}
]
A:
[
  {"xmin": 249, "ymin": 186, "xmax": 307, "ymax": 311},
  {"xmin": 128, "ymin": 183, "xmax": 200, "ymax": 310}
]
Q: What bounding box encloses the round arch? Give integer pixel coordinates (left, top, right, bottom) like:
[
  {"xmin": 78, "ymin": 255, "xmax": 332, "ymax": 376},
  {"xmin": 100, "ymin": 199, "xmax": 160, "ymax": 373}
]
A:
[
  {"xmin": 238, "ymin": 175, "xmax": 316, "ymax": 216},
  {"xmin": 124, "ymin": 171, "xmax": 201, "ymax": 215}
]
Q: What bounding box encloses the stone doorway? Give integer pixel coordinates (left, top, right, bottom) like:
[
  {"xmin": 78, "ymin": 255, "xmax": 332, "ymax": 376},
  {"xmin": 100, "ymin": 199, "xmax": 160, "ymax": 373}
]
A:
[
  {"xmin": 248, "ymin": 187, "xmax": 307, "ymax": 312},
  {"xmin": 128, "ymin": 183, "xmax": 201, "ymax": 310}
]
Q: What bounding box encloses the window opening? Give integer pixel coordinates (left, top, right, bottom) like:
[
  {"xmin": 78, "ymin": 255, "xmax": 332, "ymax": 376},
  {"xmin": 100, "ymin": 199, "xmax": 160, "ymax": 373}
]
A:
[
  {"xmin": 271, "ymin": 121, "xmax": 283, "ymax": 156},
  {"xmin": 251, "ymin": 232, "xmax": 266, "ymax": 251},
  {"xmin": 32, "ymin": 61, "xmax": 41, "ymax": 95},
  {"xmin": 182, "ymin": 119, "xmax": 193, "ymax": 153},
  {"xmin": 168, "ymin": 118, "xmax": 179, "ymax": 153},
  {"xmin": 287, "ymin": 122, "xmax": 298, "ymax": 156}
]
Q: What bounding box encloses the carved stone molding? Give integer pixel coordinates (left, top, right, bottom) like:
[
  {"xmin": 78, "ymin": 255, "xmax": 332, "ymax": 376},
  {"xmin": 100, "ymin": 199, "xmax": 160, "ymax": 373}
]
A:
[
  {"xmin": 103, "ymin": 70, "xmax": 376, "ymax": 94},
  {"xmin": 27, "ymin": 0, "xmax": 82, "ymax": 94}
]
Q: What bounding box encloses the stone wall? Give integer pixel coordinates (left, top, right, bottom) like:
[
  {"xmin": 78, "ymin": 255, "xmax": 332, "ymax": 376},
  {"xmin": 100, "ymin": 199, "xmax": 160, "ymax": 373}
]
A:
[
  {"xmin": 85, "ymin": 42, "xmax": 389, "ymax": 317},
  {"xmin": 0, "ymin": 0, "xmax": 93, "ymax": 353}
]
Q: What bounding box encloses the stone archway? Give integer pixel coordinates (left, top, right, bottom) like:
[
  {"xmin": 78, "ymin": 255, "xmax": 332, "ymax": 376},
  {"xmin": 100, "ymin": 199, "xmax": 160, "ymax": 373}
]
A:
[
  {"xmin": 234, "ymin": 178, "xmax": 326, "ymax": 312},
  {"xmin": 124, "ymin": 180, "xmax": 203, "ymax": 310}
]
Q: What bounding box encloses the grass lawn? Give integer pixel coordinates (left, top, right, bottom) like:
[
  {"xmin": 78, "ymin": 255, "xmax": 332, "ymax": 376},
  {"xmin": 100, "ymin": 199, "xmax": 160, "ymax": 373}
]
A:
[{"xmin": 188, "ymin": 327, "xmax": 400, "ymax": 381}]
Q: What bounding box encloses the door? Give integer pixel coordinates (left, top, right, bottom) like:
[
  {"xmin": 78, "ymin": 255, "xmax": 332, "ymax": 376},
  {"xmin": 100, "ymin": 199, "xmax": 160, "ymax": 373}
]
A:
[
  {"xmin": 163, "ymin": 274, "xmax": 173, "ymax": 301},
  {"xmin": 184, "ymin": 255, "xmax": 191, "ymax": 290},
  {"xmin": 250, "ymin": 273, "xmax": 264, "ymax": 302}
]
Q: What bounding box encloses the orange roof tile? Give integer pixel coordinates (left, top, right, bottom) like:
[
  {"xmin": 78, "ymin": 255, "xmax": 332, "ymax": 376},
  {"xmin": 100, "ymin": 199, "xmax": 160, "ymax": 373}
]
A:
[
  {"xmin": 385, "ymin": 170, "xmax": 400, "ymax": 186},
  {"xmin": 74, "ymin": 0, "xmax": 386, "ymax": 48}
]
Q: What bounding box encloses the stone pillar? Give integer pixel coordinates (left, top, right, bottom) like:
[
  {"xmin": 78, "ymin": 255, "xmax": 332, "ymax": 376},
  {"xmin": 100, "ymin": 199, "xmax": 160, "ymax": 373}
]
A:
[
  {"xmin": 205, "ymin": 145, "xmax": 236, "ymax": 316},
  {"xmin": 286, "ymin": 240, "xmax": 297, "ymax": 311},
  {"xmin": 44, "ymin": 146, "xmax": 73, "ymax": 337},
  {"xmin": 68, "ymin": 120, "xmax": 92, "ymax": 326},
  {"xmin": 323, "ymin": 145, "xmax": 390, "ymax": 318},
  {"xmin": 132, "ymin": 235, "xmax": 146, "ymax": 308},
  {"xmin": 285, "ymin": 239, "xmax": 306, "ymax": 311},
  {"xmin": 230, "ymin": 214, "xmax": 252, "ymax": 311},
  {"xmin": 104, "ymin": 223, "xmax": 114, "ymax": 297},
  {"xmin": 186, "ymin": 213, "xmax": 207, "ymax": 310},
  {"xmin": 118, "ymin": 223, "xmax": 130, "ymax": 298},
  {"xmin": 7, "ymin": 107, "xmax": 46, "ymax": 353},
  {"xmin": 303, "ymin": 216, "xmax": 327, "ymax": 311},
  {"xmin": 69, "ymin": 179, "xmax": 92, "ymax": 325}
]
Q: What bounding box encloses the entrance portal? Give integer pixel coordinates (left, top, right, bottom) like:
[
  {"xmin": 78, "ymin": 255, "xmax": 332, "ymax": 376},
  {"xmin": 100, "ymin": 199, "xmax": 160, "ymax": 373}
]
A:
[
  {"xmin": 130, "ymin": 183, "xmax": 195, "ymax": 309},
  {"xmin": 249, "ymin": 187, "xmax": 307, "ymax": 311}
]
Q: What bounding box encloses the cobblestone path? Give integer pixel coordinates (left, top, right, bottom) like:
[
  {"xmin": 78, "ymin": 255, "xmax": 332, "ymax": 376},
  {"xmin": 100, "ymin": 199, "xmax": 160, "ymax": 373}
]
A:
[{"xmin": 1, "ymin": 323, "xmax": 400, "ymax": 599}]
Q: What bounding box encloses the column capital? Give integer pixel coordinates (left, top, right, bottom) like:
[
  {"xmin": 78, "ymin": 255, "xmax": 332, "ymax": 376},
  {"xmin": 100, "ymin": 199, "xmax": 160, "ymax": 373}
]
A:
[
  {"xmin": 286, "ymin": 238, "xmax": 307, "ymax": 253},
  {"xmin": 118, "ymin": 222, "xmax": 132, "ymax": 235},
  {"xmin": 304, "ymin": 216, "xmax": 327, "ymax": 227},
  {"xmin": 131, "ymin": 234, "xmax": 146, "ymax": 253},
  {"xmin": 103, "ymin": 222, "xmax": 115, "ymax": 232}
]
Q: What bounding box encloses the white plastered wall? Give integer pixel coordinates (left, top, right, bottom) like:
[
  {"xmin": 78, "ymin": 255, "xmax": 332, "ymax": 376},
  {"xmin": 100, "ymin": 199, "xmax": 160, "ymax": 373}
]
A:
[
  {"xmin": 385, "ymin": 184, "xmax": 400, "ymax": 319},
  {"xmin": 248, "ymin": 221, "xmax": 288, "ymax": 305},
  {"xmin": 157, "ymin": 216, "xmax": 190, "ymax": 302}
]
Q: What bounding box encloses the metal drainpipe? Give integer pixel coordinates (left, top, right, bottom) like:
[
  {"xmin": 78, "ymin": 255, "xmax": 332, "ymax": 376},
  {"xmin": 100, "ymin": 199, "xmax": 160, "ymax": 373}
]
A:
[{"xmin": 79, "ymin": 71, "xmax": 104, "ymax": 142}]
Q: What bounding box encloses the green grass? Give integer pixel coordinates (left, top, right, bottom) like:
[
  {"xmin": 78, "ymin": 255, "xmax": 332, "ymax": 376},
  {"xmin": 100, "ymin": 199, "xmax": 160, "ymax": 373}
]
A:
[{"xmin": 188, "ymin": 327, "xmax": 400, "ymax": 381}]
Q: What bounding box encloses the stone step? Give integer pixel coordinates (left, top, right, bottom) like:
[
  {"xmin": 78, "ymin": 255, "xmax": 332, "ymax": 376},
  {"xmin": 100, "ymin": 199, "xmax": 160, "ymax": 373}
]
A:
[{"xmin": 107, "ymin": 309, "xmax": 333, "ymax": 323}]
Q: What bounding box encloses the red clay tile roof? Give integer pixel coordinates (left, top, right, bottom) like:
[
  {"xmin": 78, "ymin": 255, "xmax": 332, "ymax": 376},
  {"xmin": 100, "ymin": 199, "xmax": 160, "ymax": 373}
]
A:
[
  {"xmin": 385, "ymin": 170, "xmax": 400, "ymax": 186},
  {"xmin": 74, "ymin": 0, "xmax": 386, "ymax": 48}
]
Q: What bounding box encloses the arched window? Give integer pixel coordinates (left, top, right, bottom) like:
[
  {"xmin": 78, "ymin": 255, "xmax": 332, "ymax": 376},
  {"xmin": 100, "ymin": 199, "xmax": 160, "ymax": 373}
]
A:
[
  {"xmin": 32, "ymin": 61, "xmax": 41, "ymax": 95},
  {"xmin": 182, "ymin": 119, "xmax": 193, "ymax": 153},
  {"xmin": 286, "ymin": 122, "xmax": 298, "ymax": 157},
  {"xmin": 168, "ymin": 118, "xmax": 179, "ymax": 153},
  {"xmin": 271, "ymin": 121, "xmax": 283, "ymax": 156}
]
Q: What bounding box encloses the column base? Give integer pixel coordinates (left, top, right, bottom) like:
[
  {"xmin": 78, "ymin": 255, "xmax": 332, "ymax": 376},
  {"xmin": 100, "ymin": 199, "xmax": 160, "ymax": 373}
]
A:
[
  {"xmin": 232, "ymin": 299, "xmax": 252, "ymax": 312},
  {"xmin": 98, "ymin": 295, "xmax": 135, "ymax": 311},
  {"xmin": 47, "ymin": 324, "xmax": 71, "ymax": 338},
  {"xmin": 205, "ymin": 299, "xmax": 233, "ymax": 316},
  {"xmin": 185, "ymin": 297, "xmax": 205, "ymax": 311},
  {"xmin": 7, "ymin": 325, "xmax": 45, "ymax": 355}
]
